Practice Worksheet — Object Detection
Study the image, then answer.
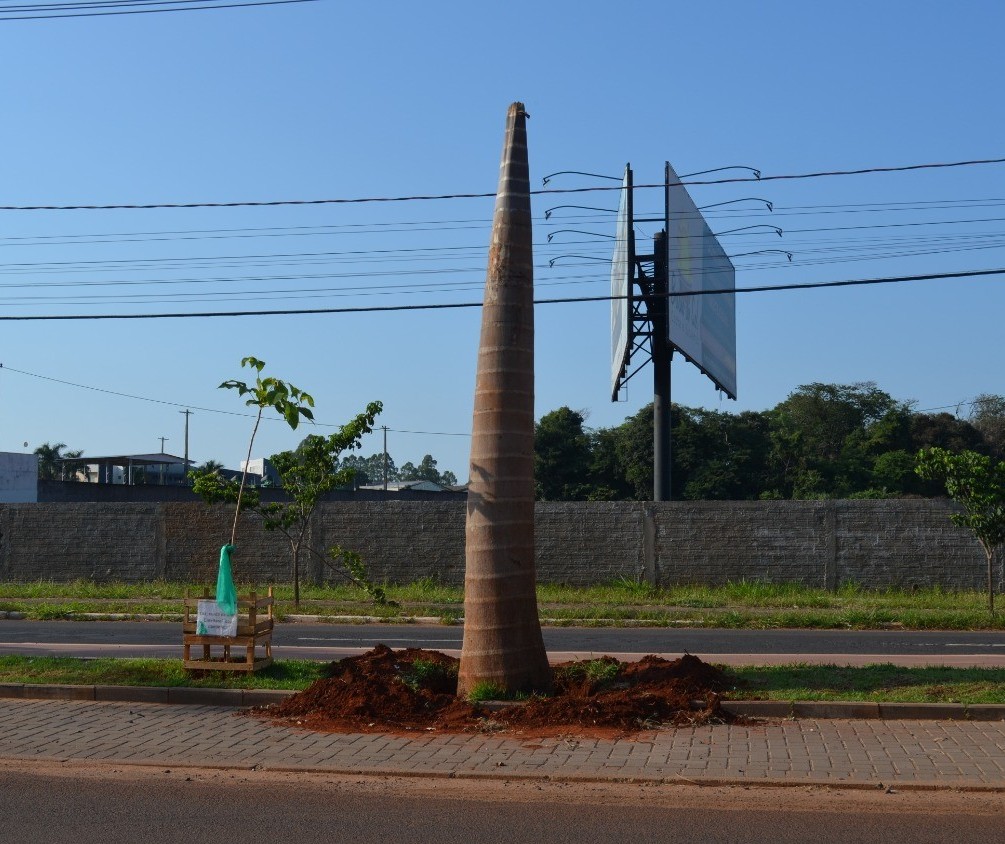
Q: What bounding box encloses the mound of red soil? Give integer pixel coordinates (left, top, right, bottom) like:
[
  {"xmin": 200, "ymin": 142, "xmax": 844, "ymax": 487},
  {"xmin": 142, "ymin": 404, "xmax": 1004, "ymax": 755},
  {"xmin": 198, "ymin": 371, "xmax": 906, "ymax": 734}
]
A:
[
  {"xmin": 500, "ymin": 653, "xmax": 730, "ymax": 730},
  {"xmin": 267, "ymin": 645, "xmax": 479, "ymax": 731},
  {"xmin": 260, "ymin": 645, "xmax": 738, "ymax": 737}
]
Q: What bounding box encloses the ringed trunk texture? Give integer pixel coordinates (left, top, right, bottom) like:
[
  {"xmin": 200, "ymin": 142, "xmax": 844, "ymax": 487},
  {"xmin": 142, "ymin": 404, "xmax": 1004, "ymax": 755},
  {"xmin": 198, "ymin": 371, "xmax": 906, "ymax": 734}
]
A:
[{"xmin": 458, "ymin": 103, "xmax": 551, "ymax": 696}]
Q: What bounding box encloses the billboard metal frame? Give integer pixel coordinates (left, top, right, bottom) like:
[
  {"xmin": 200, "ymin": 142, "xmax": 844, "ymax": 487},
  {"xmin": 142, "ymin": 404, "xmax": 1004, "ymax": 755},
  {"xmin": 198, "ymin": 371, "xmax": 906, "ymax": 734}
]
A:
[
  {"xmin": 610, "ymin": 165, "xmax": 635, "ymax": 400},
  {"xmin": 664, "ymin": 162, "xmax": 738, "ymax": 400},
  {"xmin": 608, "ymin": 161, "xmax": 738, "ymax": 500}
]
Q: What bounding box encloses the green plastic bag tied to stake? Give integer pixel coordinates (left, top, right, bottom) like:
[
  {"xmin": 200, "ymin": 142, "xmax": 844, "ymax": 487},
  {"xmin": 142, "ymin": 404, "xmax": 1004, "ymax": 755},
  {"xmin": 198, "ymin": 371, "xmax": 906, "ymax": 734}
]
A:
[{"xmin": 216, "ymin": 544, "xmax": 238, "ymax": 617}]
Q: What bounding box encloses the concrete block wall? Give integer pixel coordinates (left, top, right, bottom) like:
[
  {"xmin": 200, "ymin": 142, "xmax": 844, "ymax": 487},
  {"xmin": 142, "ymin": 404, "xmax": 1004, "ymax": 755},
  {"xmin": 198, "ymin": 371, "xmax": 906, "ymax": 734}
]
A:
[
  {"xmin": 832, "ymin": 500, "xmax": 992, "ymax": 592},
  {"xmin": 311, "ymin": 501, "xmax": 466, "ymax": 585},
  {"xmin": 656, "ymin": 502, "xmax": 833, "ymax": 588},
  {"xmin": 0, "ymin": 504, "xmax": 164, "ymax": 581},
  {"xmin": 162, "ymin": 504, "xmax": 291, "ymax": 585},
  {"xmin": 535, "ymin": 502, "xmax": 648, "ymax": 586},
  {"xmin": 0, "ymin": 500, "xmax": 990, "ymax": 590}
]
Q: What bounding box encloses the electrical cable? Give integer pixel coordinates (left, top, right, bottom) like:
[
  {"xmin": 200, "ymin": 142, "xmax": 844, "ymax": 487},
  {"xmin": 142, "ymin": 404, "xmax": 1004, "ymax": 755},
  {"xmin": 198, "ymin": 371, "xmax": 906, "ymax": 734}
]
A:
[
  {"xmin": 6, "ymin": 369, "xmax": 994, "ymax": 441},
  {"xmin": 0, "ymin": 266, "xmax": 1001, "ymax": 320},
  {"xmin": 0, "ymin": 0, "xmax": 316, "ymax": 19},
  {"xmin": 0, "ymin": 157, "xmax": 1002, "ymax": 210},
  {"xmin": 1, "ymin": 221, "xmax": 1002, "ymax": 284},
  {"xmin": 7, "ymin": 235, "xmax": 1005, "ymax": 304},
  {"xmin": 6, "ymin": 238, "xmax": 1005, "ymax": 304},
  {"xmin": 0, "ymin": 363, "xmax": 471, "ymax": 435},
  {"xmin": 1, "ymin": 199, "xmax": 1002, "ymax": 250}
]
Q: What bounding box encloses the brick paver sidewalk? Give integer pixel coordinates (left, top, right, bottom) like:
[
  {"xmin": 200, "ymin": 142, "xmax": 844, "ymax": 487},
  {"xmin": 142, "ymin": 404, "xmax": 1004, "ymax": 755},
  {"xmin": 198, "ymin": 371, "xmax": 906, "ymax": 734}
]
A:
[{"xmin": 2, "ymin": 698, "xmax": 1004, "ymax": 789}]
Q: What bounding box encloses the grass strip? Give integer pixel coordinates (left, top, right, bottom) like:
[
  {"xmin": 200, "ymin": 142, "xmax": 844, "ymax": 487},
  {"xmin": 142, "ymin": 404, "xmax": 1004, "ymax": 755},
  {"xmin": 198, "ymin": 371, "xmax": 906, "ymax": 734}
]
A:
[
  {"xmin": 0, "ymin": 655, "xmax": 324, "ymax": 689},
  {"xmin": 3, "ymin": 656, "xmax": 1005, "ymax": 704},
  {"xmin": 726, "ymin": 664, "xmax": 1005, "ymax": 704},
  {"xmin": 1, "ymin": 579, "xmax": 1004, "ymax": 629}
]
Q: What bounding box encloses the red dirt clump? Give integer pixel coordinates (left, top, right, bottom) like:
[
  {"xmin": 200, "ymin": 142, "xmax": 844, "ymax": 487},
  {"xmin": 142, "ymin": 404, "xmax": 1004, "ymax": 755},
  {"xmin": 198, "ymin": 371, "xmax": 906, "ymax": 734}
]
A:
[
  {"xmin": 495, "ymin": 654, "xmax": 730, "ymax": 730},
  {"xmin": 267, "ymin": 644, "xmax": 479, "ymax": 731},
  {"xmin": 258, "ymin": 646, "xmax": 739, "ymax": 737}
]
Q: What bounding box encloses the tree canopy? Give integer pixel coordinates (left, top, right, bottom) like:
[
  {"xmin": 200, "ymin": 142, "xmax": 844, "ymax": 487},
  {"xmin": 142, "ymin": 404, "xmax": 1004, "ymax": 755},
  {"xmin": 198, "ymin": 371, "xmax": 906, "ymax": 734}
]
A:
[
  {"xmin": 915, "ymin": 447, "xmax": 1005, "ymax": 613},
  {"xmin": 399, "ymin": 454, "xmax": 458, "ymax": 487},
  {"xmin": 533, "ymin": 384, "xmax": 1005, "ymax": 502},
  {"xmin": 33, "ymin": 442, "xmax": 83, "ymax": 481}
]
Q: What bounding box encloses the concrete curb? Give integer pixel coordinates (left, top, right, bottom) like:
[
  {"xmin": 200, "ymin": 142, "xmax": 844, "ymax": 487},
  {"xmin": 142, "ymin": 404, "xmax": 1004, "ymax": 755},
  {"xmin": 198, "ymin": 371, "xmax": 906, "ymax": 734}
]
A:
[
  {"xmin": 0, "ymin": 683, "xmax": 295, "ymax": 708},
  {"xmin": 9, "ymin": 756, "xmax": 1004, "ymax": 794},
  {"xmin": 2, "ymin": 682, "xmax": 1004, "ymax": 720},
  {"xmin": 0, "ymin": 613, "xmax": 730, "ymax": 626}
]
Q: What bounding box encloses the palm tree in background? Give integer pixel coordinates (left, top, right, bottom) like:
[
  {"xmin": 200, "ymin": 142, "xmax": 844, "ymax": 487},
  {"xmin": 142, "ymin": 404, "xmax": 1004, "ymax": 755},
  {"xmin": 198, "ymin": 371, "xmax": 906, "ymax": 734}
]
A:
[
  {"xmin": 33, "ymin": 442, "xmax": 67, "ymax": 480},
  {"xmin": 61, "ymin": 449, "xmax": 85, "ymax": 481},
  {"xmin": 34, "ymin": 443, "xmax": 87, "ymax": 481}
]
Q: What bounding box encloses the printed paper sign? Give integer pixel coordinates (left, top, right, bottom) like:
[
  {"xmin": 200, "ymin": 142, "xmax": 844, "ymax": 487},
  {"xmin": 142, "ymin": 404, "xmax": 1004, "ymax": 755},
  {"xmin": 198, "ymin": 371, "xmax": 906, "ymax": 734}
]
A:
[{"xmin": 196, "ymin": 600, "xmax": 238, "ymax": 637}]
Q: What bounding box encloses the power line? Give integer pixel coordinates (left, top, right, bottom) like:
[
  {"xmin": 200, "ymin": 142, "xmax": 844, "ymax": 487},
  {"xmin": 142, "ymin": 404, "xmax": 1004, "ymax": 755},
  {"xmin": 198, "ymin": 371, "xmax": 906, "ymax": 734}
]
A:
[
  {"xmin": 4, "ymin": 216, "xmax": 1005, "ymax": 276},
  {"xmin": 1, "ymin": 199, "xmax": 1001, "ymax": 251},
  {"xmin": 3, "ymin": 0, "xmax": 262, "ymax": 10},
  {"xmin": 6, "ymin": 360, "xmax": 994, "ymax": 441},
  {"xmin": 1, "ymin": 157, "xmax": 1002, "ymax": 211},
  {"xmin": 6, "ymin": 240, "xmax": 1005, "ymax": 306},
  {"xmin": 4, "ymin": 374, "xmax": 995, "ymax": 444},
  {"xmin": 385, "ymin": 428, "xmax": 470, "ymax": 438},
  {"xmin": 2, "ymin": 236, "xmax": 1003, "ymax": 305},
  {"xmin": 0, "ymin": 0, "xmax": 316, "ymax": 20},
  {"xmin": 914, "ymin": 398, "xmax": 983, "ymax": 415},
  {"xmin": 6, "ymin": 233, "xmax": 1003, "ymax": 304},
  {"xmin": 0, "ymin": 364, "xmax": 471, "ymax": 436},
  {"xmin": 2, "ymin": 225, "xmax": 1003, "ymax": 292},
  {"xmin": 0, "ymin": 266, "xmax": 1001, "ymax": 320}
]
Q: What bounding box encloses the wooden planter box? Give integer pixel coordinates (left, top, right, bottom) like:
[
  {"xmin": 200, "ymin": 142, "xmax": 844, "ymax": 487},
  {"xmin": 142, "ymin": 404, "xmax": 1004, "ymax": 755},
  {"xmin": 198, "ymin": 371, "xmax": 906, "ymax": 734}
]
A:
[{"xmin": 182, "ymin": 587, "xmax": 274, "ymax": 672}]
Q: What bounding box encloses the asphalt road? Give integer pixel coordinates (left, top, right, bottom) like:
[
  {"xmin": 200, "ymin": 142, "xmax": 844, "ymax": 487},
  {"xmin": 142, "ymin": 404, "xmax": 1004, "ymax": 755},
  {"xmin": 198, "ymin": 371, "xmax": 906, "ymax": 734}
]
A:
[
  {"xmin": 2, "ymin": 764, "xmax": 1003, "ymax": 844},
  {"xmin": 2, "ymin": 619, "xmax": 1005, "ymax": 662}
]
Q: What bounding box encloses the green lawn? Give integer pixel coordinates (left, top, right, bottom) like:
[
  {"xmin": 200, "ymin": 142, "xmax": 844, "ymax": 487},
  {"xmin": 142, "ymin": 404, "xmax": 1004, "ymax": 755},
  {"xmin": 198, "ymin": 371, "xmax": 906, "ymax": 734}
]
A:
[
  {"xmin": 0, "ymin": 655, "xmax": 323, "ymax": 689},
  {"xmin": 0, "ymin": 578, "xmax": 1001, "ymax": 629},
  {"xmin": 727, "ymin": 664, "xmax": 1005, "ymax": 704},
  {"xmin": 3, "ymin": 655, "xmax": 1005, "ymax": 704}
]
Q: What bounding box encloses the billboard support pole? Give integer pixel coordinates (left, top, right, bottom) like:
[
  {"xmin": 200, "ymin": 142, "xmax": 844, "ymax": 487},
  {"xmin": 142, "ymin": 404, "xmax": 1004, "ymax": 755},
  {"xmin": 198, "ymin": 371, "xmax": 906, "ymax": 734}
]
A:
[
  {"xmin": 611, "ymin": 160, "xmax": 735, "ymax": 503},
  {"xmin": 652, "ymin": 229, "xmax": 671, "ymax": 502}
]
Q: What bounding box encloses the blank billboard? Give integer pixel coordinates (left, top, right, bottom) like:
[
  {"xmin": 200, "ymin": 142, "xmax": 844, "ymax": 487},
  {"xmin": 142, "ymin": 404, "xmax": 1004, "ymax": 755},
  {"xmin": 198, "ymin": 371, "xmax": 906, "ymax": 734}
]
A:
[
  {"xmin": 665, "ymin": 162, "xmax": 737, "ymax": 399},
  {"xmin": 610, "ymin": 165, "xmax": 633, "ymax": 400}
]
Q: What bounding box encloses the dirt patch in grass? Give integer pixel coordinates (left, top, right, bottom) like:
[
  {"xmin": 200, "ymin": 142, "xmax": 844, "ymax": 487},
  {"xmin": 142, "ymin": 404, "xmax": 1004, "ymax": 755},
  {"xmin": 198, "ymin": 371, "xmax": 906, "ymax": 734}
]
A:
[{"xmin": 255, "ymin": 644, "xmax": 738, "ymax": 738}]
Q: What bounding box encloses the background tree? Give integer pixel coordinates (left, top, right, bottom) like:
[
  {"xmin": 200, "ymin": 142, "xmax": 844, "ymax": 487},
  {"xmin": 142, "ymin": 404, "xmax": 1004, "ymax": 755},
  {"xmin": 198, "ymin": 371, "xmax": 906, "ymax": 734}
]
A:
[
  {"xmin": 33, "ymin": 442, "xmax": 68, "ymax": 480},
  {"xmin": 264, "ymin": 403, "xmax": 382, "ymax": 606},
  {"xmin": 534, "ymin": 407, "xmax": 592, "ymax": 500},
  {"xmin": 527, "ymin": 382, "xmax": 1003, "ymax": 503},
  {"xmin": 910, "ymin": 412, "xmax": 987, "ymax": 453},
  {"xmin": 587, "ymin": 425, "xmax": 633, "ymax": 501},
  {"xmin": 916, "ymin": 447, "xmax": 1005, "ymax": 614},
  {"xmin": 607, "ymin": 403, "xmax": 658, "ymax": 501},
  {"xmin": 216, "ymin": 356, "xmax": 316, "ymax": 561},
  {"xmin": 338, "ymin": 452, "xmax": 399, "ymax": 487},
  {"xmin": 192, "ymin": 402, "xmax": 384, "ymax": 607},
  {"xmin": 675, "ymin": 408, "xmax": 774, "ymax": 500},
  {"xmin": 970, "ymin": 394, "xmax": 1005, "ymax": 461},
  {"xmin": 869, "ymin": 450, "xmax": 922, "ymax": 496},
  {"xmin": 60, "ymin": 449, "xmax": 84, "ymax": 481},
  {"xmin": 399, "ymin": 454, "xmax": 458, "ymax": 486},
  {"xmin": 767, "ymin": 382, "xmax": 911, "ymax": 498}
]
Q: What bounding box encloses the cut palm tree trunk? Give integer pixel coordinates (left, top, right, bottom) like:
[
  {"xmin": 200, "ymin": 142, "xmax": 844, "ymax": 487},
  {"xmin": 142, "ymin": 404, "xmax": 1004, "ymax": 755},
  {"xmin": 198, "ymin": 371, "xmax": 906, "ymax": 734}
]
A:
[{"xmin": 458, "ymin": 102, "xmax": 551, "ymax": 697}]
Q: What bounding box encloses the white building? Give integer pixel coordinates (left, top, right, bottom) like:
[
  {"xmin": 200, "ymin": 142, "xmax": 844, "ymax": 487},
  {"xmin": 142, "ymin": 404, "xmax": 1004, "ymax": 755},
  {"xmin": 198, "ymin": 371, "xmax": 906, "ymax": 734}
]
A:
[{"xmin": 0, "ymin": 452, "xmax": 38, "ymax": 503}]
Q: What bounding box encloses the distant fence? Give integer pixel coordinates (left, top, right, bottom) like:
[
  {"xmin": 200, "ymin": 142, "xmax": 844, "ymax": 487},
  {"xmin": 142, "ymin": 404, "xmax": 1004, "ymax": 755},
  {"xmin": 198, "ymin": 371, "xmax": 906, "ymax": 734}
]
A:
[
  {"xmin": 36, "ymin": 479, "xmax": 465, "ymax": 504},
  {"xmin": 0, "ymin": 500, "xmax": 994, "ymax": 591}
]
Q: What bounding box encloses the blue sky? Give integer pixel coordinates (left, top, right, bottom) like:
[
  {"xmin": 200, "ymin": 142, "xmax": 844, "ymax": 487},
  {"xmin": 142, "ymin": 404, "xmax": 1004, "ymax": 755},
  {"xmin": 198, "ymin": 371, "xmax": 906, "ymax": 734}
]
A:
[{"xmin": 0, "ymin": 0, "xmax": 1002, "ymax": 478}]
